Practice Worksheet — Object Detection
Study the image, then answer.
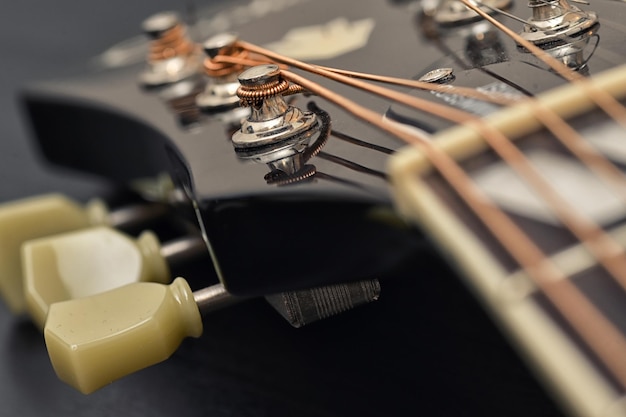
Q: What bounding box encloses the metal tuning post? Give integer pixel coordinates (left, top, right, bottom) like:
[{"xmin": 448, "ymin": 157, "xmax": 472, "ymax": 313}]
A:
[
  {"xmin": 517, "ymin": 0, "xmax": 600, "ymax": 71},
  {"xmin": 0, "ymin": 195, "xmax": 167, "ymax": 313},
  {"xmin": 231, "ymin": 64, "xmax": 323, "ymax": 183},
  {"xmin": 44, "ymin": 277, "xmax": 380, "ymax": 394},
  {"xmin": 22, "ymin": 226, "xmax": 206, "ymax": 329},
  {"xmin": 139, "ymin": 11, "xmax": 201, "ymax": 86},
  {"xmin": 195, "ymin": 33, "xmax": 246, "ymax": 111},
  {"xmin": 519, "ymin": 0, "xmax": 598, "ymax": 45},
  {"xmin": 422, "ymin": 0, "xmax": 512, "ymax": 28}
]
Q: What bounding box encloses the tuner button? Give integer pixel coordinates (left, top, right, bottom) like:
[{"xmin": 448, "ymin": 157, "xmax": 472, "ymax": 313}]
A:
[
  {"xmin": 45, "ymin": 278, "xmax": 203, "ymax": 394},
  {"xmin": 0, "ymin": 194, "xmax": 109, "ymax": 313},
  {"xmin": 23, "ymin": 226, "xmax": 170, "ymax": 329}
]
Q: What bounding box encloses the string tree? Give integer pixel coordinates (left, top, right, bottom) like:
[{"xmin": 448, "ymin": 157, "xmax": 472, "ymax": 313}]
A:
[{"xmin": 139, "ymin": 11, "xmax": 202, "ymax": 87}]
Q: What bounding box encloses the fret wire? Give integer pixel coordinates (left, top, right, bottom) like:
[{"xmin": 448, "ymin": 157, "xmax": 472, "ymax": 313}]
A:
[
  {"xmin": 279, "ymin": 69, "xmax": 626, "ymax": 389},
  {"xmin": 235, "ymin": 40, "xmax": 626, "ymax": 294}
]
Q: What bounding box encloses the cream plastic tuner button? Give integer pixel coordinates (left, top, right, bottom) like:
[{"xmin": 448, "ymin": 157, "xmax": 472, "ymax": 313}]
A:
[
  {"xmin": 22, "ymin": 226, "xmax": 171, "ymax": 329},
  {"xmin": 0, "ymin": 194, "xmax": 110, "ymax": 313},
  {"xmin": 22, "ymin": 226, "xmax": 206, "ymax": 329},
  {"xmin": 45, "ymin": 278, "xmax": 203, "ymax": 394}
]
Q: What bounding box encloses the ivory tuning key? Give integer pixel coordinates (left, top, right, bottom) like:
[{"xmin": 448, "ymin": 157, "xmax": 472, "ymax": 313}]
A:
[
  {"xmin": 22, "ymin": 225, "xmax": 206, "ymax": 329},
  {"xmin": 0, "ymin": 194, "xmax": 167, "ymax": 313},
  {"xmin": 44, "ymin": 278, "xmax": 380, "ymax": 394}
]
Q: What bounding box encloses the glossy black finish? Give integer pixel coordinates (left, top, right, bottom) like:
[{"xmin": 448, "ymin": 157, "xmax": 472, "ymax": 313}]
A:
[
  {"xmin": 21, "ymin": 0, "xmax": 626, "ymax": 295},
  {"xmin": 0, "ymin": 0, "xmax": 584, "ymax": 416}
]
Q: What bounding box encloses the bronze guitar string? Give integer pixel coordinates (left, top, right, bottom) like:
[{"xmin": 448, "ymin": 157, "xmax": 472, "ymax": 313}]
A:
[
  {"xmin": 234, "ymin": 40, "xmax": 626, "ymax": 296},
  {"xmin": 460, "ymin": 0, "xmax": 626, "ymax": 127},
  {"xmin": 214, "ymin": 36, "xmax": 626, "ymax": 386},
  {"xmin": 279, "ymin": 68, "xmax": 626, "ymax": 390},
  {"xmin": 148, "ymin": 24, "xmax": 195, "ymax": 61}
]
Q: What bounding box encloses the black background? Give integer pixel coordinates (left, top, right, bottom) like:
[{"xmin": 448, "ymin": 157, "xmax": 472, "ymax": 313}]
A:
[{"xmin": 0, "ymin": 1, "xmax": 564, "ymax": 416}]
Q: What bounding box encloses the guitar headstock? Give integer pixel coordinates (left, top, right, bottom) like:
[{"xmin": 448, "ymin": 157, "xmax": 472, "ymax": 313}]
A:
[{"xmin": 4, "ymin": 0, "xmax": 626, "ymax": 413}]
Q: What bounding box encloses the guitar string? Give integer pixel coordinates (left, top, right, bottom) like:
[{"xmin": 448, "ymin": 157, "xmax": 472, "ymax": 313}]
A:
[
  {"xmin": 278, "ymin": 68, "xmax": 626, "ymax": 390},
  {"xmin": 291, "ymin": 66, "xmax": 626, "ymax": 203},
  {"xmin": 212, "ymin": 17, "xmax": 623, "ymax": 382},
  {"xmin": 213, "ymin": 54, "xmax": 515, "ymax": 105},
  {"xmin": 215, "ymin": 48, "xmax": 626, "ymax": 206},
  {"xmin": 222, "ymin": 39, "xmax": 626, "ymax": 384},
  {"xmin": 232, "ymin": 41, "xmax": 626, "ymax": 294},
  {"xmin": 459, "ymin": 0, "xmax": 626, "ymax": 128},
  {"xmin": 452, "ymin": 1, "xmax": 626, "ymax": 201}
]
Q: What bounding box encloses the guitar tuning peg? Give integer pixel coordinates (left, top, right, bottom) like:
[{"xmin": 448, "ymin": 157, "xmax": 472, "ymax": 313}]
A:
[
  {"xmin": 196, "ymin": 33, "xmax": 246, "ymax": 111},
  {"xmin": 22, "ymin": 226, "xmax": 207, "ymax": 329},
  {"xmin": 45, "ymin": 277, "xmax": 205, "ymax": 394},
  {"xmin": 0, "ymin": 194, "xmax": 169, "ymax": 314},
  {"xmin": 0, "ymin": 194, "xmax": 108, "ymax": 313},
  {"xmin": 139, "ymin": 11, "xmax": 202, "ymax": 86},
  {"xmin": 44, "ymin": 276, "xmax": 381, "ymax": 394}
]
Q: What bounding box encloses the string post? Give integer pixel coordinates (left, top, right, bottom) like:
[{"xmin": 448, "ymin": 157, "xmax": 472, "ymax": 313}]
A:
[
  {"xmin": 231, "ymin": 64, "xmax": 320, "ymax": 152},
  {"xmin": 520, "ymin": 0, "xmax": 598, "ymax": 45},
  {"xmin": 196, "ymin": 32, "xmax": 245, "ymax": 110},
  {"xmin": 139, "ymin": 11, "xmax": 202, "ymax": 86}
]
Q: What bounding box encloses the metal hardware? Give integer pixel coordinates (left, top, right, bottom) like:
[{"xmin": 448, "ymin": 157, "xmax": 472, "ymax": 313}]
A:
[
  {"xmin": 232, "ymin": 64, "xmax": 320, "ymax": 149},
  {"xmin": 419, "ymin": 68, "xmax": 455, "ymax": 83},
  {"xmin": 139, "ymin": 11, "xmax": 201, "ymax": 86},
  {"xmin": 194, "ymin": 279, "xmax": 381, "ymax": 328},
  {"xmin": 423, "ymin": 0, "xmax": 512, "ymax": 26},
  {"xmin": 519, "ymin": 0, "xmax": 598, "ymax": 45},
  {"xmin": 196, "ymin": 33, "xmax": 244, "ymax": 110}
]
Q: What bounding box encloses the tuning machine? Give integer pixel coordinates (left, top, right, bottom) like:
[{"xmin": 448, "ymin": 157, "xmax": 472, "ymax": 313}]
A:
[
  {"xmin": 22, "ymin": 226, "xmax": 207, "ymax": 329},
  {"xmin": 139, "ymin": 11, "xmax": 202, "ymax": 86},
  {"xmin": 36, "ymin": 224, "xmax": 380, "ymax": 394},
  {"xmin": 518, "ymin": 0, "xmax": 600, "ymax": 70},
  {"xmin": 420, "ymin": 0, "xmax": 512, "ymax": 34},
  {"xmin": 195, "ymin": 33, "xmax": 248, "ymax": 112},
  {"xmin": 232, "ymin": 64, "xmax": 320, "ymax": 148},
  {"xmin": 0, "ymin": 194, "xmax": 167, "ymax": 313},
  {"xmin": 229, "ymin": 65, "xmax": 328, "ymax": 184},
  {"xmin": 519, "ymin": 0, "xmax": 599, "ymax": 45}
]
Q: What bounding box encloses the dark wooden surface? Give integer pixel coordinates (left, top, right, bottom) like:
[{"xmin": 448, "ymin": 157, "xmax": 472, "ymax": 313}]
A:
[{"xmin": 0, "ymin": 1, "xmax": 565, "ymax": 416}]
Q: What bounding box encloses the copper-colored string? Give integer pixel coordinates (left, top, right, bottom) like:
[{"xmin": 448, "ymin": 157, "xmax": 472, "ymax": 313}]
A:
[
  {"xmin": 459, "ymin": 0, "xmax": 626, "ymax": 129},
  {"xmin": 311, "ymin": 66, "xmax": 626, "ymax": 200},
  {"xmin": 234, "ymin": 40, "xmax": 626, "ymax": 293},
  {"xmin": 212, "ymin": 36, "xmax": 626, "ymax": 384},
  {"xmin": 280, "ymin": 69, "xmax": 626, "ymax": 389},
  {"xmin": 148, "ymin": 24, "xmax": 195, "ymax": 61},
  {"xmin": 220, "ymin": 48, "xmax": 626, "ymax": 206}
]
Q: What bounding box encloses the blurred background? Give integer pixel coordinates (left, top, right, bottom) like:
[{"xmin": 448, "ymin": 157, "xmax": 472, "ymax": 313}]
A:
[{"xmin": 0, "ymin": 1, "xmax": 565, "ymax": 416}]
